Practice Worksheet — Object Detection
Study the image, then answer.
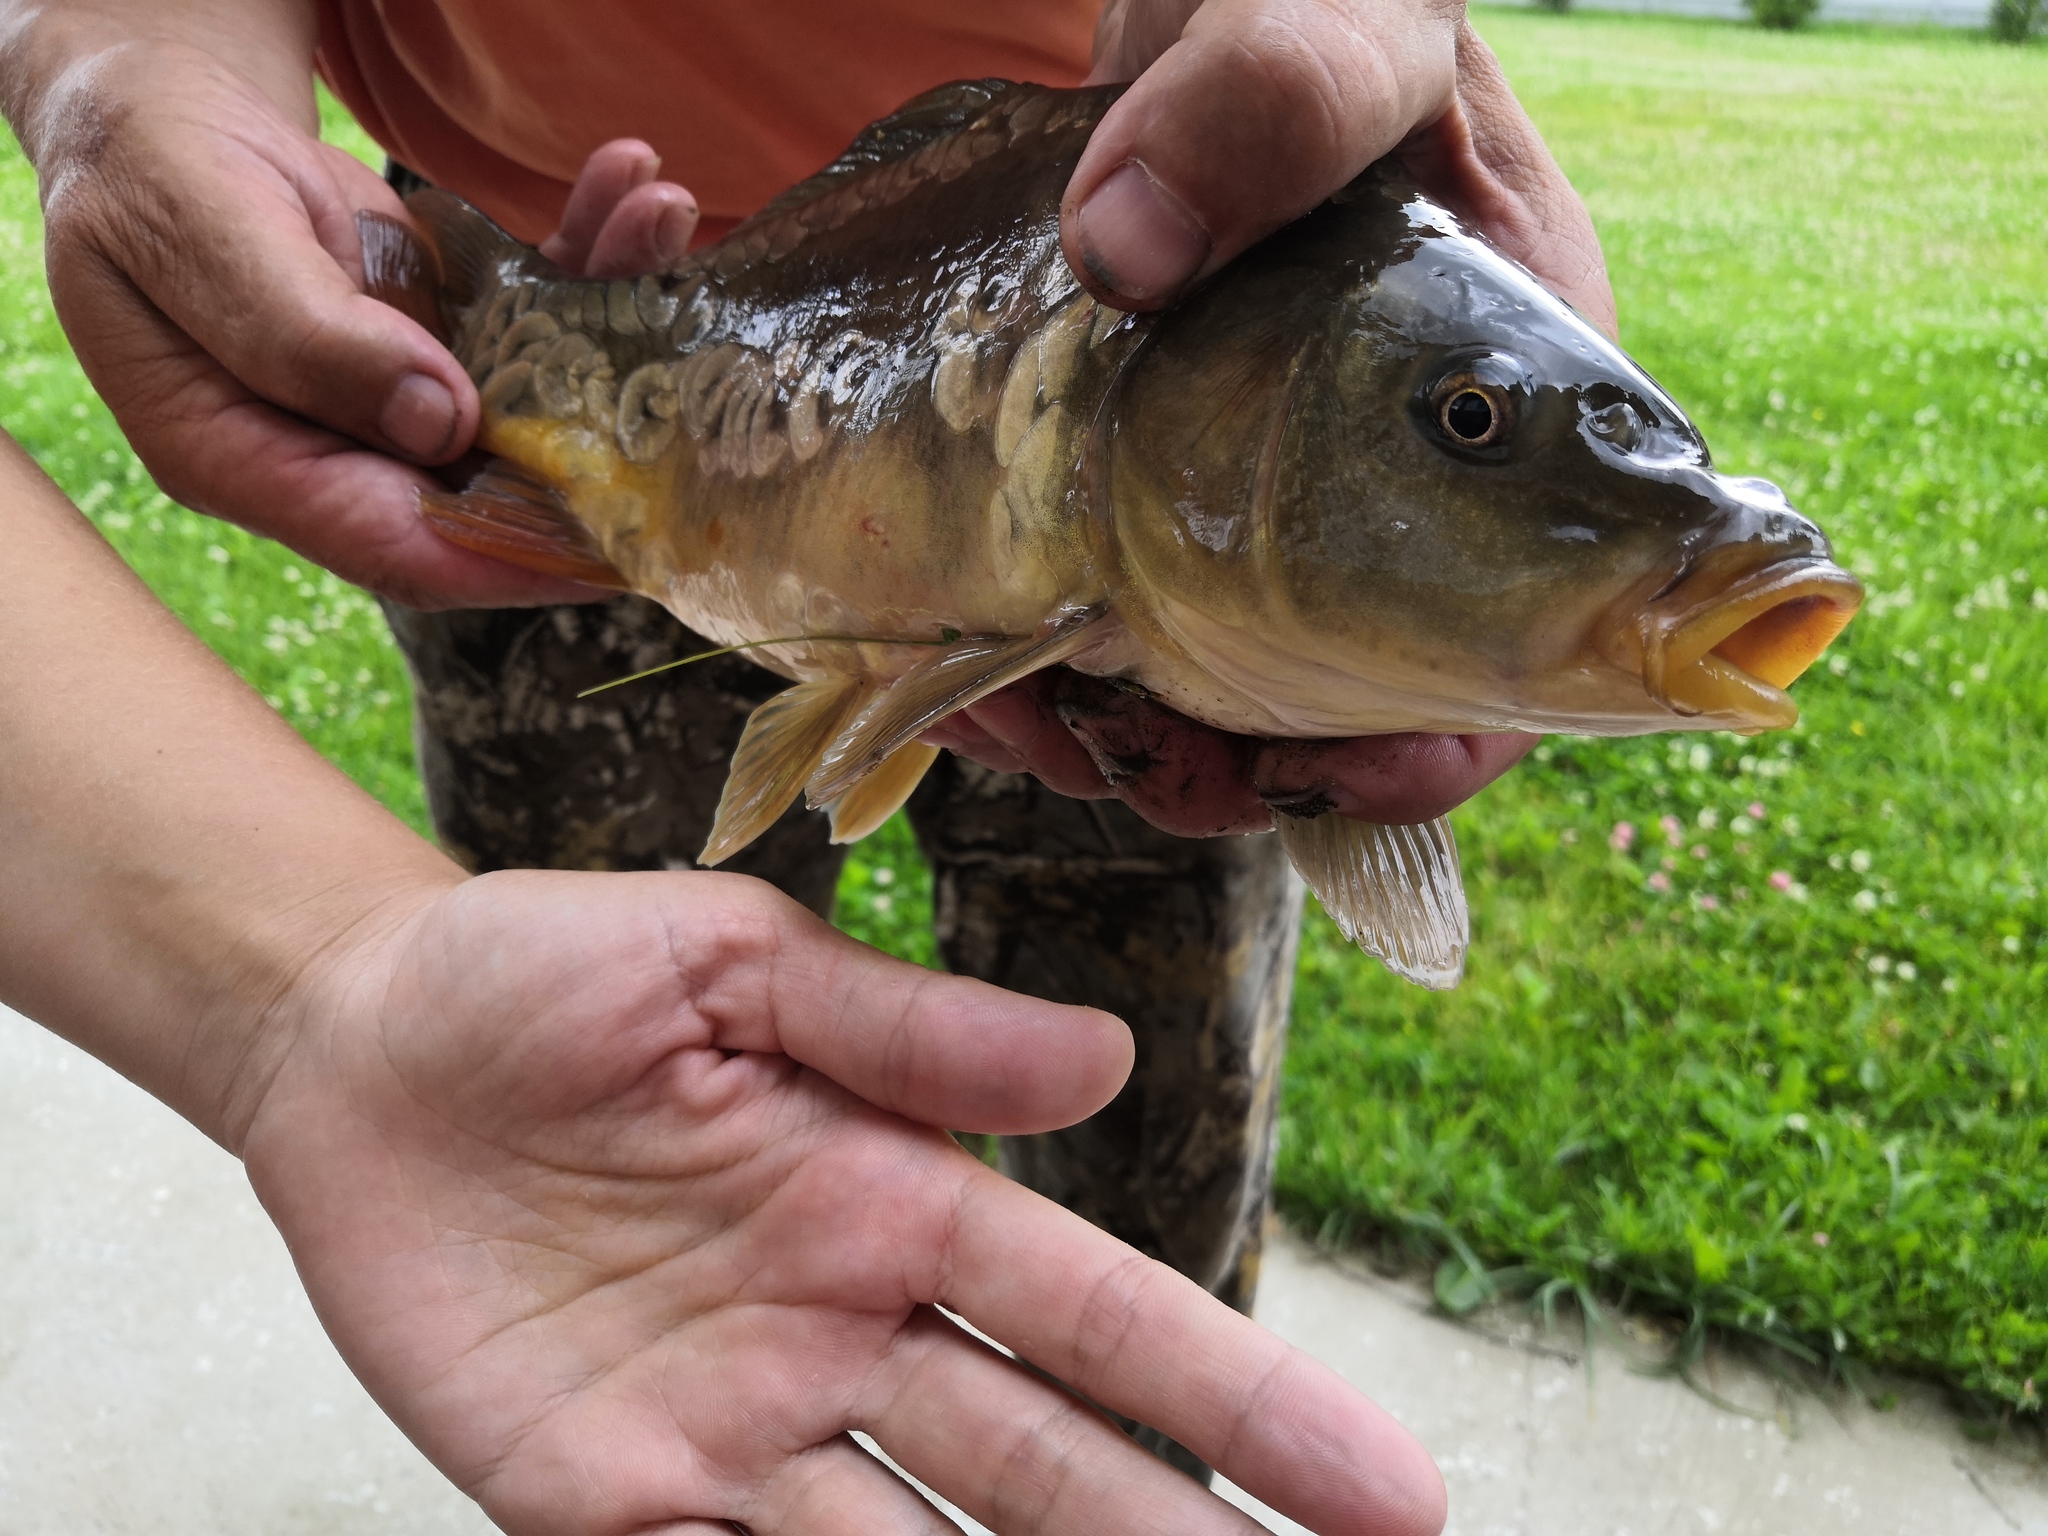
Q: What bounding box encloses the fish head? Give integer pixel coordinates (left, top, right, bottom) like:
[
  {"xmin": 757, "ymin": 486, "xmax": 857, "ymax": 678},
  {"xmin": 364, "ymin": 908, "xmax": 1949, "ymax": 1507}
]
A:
[{"xmin": 1104, "ymin": 169, "xmax": 1862, "ymax": 738}]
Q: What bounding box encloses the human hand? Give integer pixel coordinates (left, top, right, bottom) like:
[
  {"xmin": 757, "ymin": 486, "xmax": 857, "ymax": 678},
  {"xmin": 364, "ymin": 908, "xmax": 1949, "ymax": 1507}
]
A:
[
  {"xmin": 1066, "ymin": 0, "xmax": 1616, "ymax": 334},
  {"xmin": 923, "ymin": 674, "xmax": 1536, "ymax": 837},
  {"xmin": 244, "ymin": 869, "xmax": 1446, "ymax": 1534},
  {"xmin": 9, "ymin": 18, "xmax": 696, "ymax": 610}
]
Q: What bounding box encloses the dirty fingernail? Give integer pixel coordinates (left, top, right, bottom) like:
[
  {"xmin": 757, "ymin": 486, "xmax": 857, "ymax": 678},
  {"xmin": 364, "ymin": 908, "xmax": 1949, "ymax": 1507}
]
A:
[
  {"xmin": 380, "ymin": 373, "xmax": 457, "ymax": 460},
  {"xmin": 1074, "ymin": 160, "xmax": 1210, "ymax": 306}
]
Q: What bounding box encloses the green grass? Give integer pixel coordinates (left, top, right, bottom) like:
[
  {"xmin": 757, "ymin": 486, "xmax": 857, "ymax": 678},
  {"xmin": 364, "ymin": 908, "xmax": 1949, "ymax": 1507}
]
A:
[{"xmin": 0, "ymin": 16, "xmax": 2040, "ymax": 1410}]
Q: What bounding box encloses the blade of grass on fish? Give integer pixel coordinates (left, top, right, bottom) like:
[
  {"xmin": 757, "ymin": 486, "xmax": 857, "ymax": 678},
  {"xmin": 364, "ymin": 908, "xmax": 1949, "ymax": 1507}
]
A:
[{"xmin": 576, "ymin": 630, "xmax": 963, "ymax": 699}]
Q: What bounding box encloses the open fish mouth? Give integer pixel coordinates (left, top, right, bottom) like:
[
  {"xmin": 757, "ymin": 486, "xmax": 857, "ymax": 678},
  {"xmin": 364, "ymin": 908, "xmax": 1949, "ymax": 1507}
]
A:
[{"xmin": 1611, "ymin": 552, "xmax": 1864, "ymax": 729}]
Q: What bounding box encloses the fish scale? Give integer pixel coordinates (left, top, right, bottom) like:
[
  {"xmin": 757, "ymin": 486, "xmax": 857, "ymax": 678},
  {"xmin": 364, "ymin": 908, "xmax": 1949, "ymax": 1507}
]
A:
[{"xmin": 359, "ymin": 78, "xmax": 1862, "ymax": 989}]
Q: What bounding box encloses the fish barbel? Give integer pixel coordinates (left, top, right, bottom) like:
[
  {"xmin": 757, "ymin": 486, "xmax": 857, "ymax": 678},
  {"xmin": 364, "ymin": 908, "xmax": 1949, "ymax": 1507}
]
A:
[{"xmin": 362, "ymin": 78, "xmax": 1863, "ymax": 989}]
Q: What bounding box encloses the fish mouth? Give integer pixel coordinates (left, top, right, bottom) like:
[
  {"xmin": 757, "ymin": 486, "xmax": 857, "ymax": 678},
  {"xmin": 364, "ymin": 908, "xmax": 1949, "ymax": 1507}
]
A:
[{"xmin": 1609, "ymin": 550, "xmax": 1864, "ymax": 730}]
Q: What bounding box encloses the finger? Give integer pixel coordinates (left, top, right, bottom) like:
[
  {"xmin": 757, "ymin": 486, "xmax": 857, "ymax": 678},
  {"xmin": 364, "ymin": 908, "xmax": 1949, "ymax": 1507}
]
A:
[
  {"xmin": 939, "ymin": 1168, "xmax": 1447, "ymax": 1536},
  {"xmin": 917, "ymin": 712, "xmax": 1031, "ymax": 775},
  {"xmin": 960, "ymin": 675, "xmax": 1119, "ymax": 799},
  {"xmin": 539, "ymin": 138, "xmax": 661, "ymax": 272},
  {"xmin": 1048, "ymin": 672, "xmax": 1272, "ymax": 836},
  {"xmin": 1254, "ymin": 730, "xmax": 1538, "ymax": 824},
  {"xmin": 52, "ymin": 138, "xmax": 478, "ymax": 466},
  {"xmin": 1064, "ymin": 0, "xmax": 1462, "ymax": 308},
  {"xmin": 62, "ymin": 255, "xmax": 606, "ymax": 608},
  {"xmin": 1396, "ymin": 21, "xmax": 1616, "ymax": 336},
  {"xmin": 746, "ymin": 1433, "xmax": 964, "ymax": 1536},
  {"xmin": 583, "ymin": 181, "xmax": 701, "ymax": 279},
  {"xmin": 868, "ymin": 1307, "xmax": 1269, "ymax": 1536},
  {"xmin": 667, "ymin": 877, "xmax": 1135, "ymax": 1134}
]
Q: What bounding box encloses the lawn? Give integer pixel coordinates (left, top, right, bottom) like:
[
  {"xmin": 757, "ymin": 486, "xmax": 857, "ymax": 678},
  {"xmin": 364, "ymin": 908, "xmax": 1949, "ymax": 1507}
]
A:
[{"xmin": 1, "ymin": 12, "xmax": 2042, "ymax": 1411}]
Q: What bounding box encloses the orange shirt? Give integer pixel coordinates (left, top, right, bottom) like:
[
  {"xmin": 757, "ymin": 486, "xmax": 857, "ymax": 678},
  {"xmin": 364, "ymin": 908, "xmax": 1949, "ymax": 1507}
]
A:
[{"xmin": 316, "ymin": 1, "xmax": 1099, "ymax": 245}]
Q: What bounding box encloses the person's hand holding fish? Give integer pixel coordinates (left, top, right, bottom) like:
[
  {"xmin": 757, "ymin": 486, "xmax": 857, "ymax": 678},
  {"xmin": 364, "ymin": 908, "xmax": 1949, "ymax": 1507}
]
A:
[{"xmin": 2, "ymin": 0, "xmax": 1619, "ymax": 854}]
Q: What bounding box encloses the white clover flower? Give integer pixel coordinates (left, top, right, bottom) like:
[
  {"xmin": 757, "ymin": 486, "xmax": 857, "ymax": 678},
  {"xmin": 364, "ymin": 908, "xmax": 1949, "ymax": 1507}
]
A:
[
  {"xmin": 1698, "ymin": 807, "xmax": 1720, "ymax": 830},
  {"xmin": 1731, "ymin": 815, "xmax": 1756, "ymax": 835},
  {"xmin": 1850, "ymin": 849, "xmax": 1873, "ymax": 873},
  {"xmin": 2005, "ymin": 935, "xmax": 2024, "ymax": 954},
  {"xmin": 1688, "ymin": 743, "xmax": 1713, "ymax": 772},
  {"xmin": 1869, "ymin": 954, "xmax": 1891, "ymax": 974},
  {"xmin": 1896, "ymin": 961, "xmax": 1918, "ymax": 981},
  {"xmin": 1853, "ymin": 890, "xmax": 1880, "ymax": 913},
  {"xmin": 1785, "ymin": 1112, "xmax": 1810, "ymax": 1132}
]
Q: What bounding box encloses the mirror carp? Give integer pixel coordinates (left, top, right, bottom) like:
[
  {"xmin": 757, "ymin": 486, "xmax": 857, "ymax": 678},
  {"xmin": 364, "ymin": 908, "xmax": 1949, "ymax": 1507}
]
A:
[{"xmin": 362, "ymin": 78, "xmax": 1862, "ymax": 989}]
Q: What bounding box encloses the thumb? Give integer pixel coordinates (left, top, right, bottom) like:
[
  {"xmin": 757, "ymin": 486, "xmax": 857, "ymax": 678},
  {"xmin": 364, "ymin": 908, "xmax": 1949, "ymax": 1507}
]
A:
[
  {"xmin": 689, "ymin": 879, "xmax": 1136, "ymax": 1136},
  {"xmin": 1062, "ymin": 0, "xmax": 1463, "ymax": 308},
  {"xmin": 57, "ymin": 137, "xmax": 479, "ymax": 465}
]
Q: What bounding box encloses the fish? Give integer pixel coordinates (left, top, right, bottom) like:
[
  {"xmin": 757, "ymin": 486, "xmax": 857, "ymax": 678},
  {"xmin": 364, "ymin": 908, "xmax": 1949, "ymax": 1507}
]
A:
[{"xmin": 360, "ymin": 77, "xmax": 1863, "ymax": 990}]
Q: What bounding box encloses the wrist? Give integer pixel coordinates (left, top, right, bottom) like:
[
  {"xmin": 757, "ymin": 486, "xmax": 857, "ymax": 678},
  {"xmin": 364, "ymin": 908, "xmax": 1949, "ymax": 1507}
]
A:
[
  {"xmin": 0, "ymin": 0, "xmax": 319, "ymax": 162},
  {"xmin": 206, "ymin": 862, "xmax": 462, "ymax": 1157}
]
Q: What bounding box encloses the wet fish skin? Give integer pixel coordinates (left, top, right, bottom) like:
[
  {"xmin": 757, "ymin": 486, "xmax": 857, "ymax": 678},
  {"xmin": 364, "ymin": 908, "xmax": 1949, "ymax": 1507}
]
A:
[
  {"xmin": 369, "ymin": 78, "xmax": 1860, "ymax": 988},
  {"xmin": 425, "ymin": 82, "xmax": 1135, "ymax": 679},
  {"xmin": 1102, "ymin": 178, "xmax": 1840, "ymax": 738}
]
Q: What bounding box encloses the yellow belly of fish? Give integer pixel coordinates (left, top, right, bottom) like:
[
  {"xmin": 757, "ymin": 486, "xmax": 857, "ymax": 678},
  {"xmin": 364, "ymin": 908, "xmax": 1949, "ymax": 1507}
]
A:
[{"xmin": 481, "ymin": 415, "xmax": 680, "ymax": 588}]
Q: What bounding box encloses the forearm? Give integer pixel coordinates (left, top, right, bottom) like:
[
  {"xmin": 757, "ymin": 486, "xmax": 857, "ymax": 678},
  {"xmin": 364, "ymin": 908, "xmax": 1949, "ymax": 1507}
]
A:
[
  {"xmin": 0, "ymin": 0, "xmax": 319, "ymax": 158},
  {"xmin": 0, "ymin": 437, "xmax": 460, "ymax": 1150}
]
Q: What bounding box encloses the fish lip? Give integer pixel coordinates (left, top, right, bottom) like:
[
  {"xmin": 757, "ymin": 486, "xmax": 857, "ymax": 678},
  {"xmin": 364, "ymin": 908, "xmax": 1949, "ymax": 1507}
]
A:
[{"xmin": 1603, "ymin": 551, "xmax": 1866, "ymax": 727}]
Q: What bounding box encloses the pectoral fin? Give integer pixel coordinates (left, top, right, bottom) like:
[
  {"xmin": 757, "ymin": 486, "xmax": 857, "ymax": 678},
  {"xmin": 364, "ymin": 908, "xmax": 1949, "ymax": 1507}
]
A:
[
  {"xmin": 1274, "ymin": 813, "xmax": 1468, "ymax": 990},
  {"xmin": 701, "ymin": 677, "xmax": 865, "ymax": 866},
  {"xmin": 807, "ymin": 602, "xmax": 1108, "ymax": 808},
  {"xmin": 420, "ymin": 459, "xmax": 626, "ymax": 588}
]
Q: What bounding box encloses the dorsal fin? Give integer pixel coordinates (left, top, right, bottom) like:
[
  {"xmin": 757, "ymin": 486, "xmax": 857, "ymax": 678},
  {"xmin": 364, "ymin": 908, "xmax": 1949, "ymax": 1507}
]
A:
[
  {"xmin": 748, "ymin": 80, "xmax": 1031, "ymax": 224},
  {"xmin": 704, "ymin": 82, "xmax": 1121, "ymax": 271},
  {"xmin": 358, "ymin": 191, "xmax": 563, "ymax": 341}
]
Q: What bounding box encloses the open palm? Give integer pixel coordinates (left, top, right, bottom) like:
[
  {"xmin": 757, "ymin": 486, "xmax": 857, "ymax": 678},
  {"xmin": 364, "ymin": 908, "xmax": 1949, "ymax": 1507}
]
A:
[{"xmin": 240, "ymin": 870, "xmax": 1443, "ymax": 1535}]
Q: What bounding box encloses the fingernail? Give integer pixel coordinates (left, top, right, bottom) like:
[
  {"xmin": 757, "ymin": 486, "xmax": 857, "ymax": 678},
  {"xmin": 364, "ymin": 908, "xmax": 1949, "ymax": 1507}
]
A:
[
  {"xmin": 653, "ymin": 196, "xmax": 699, "ymax": 265},
  {"xmin": 380, "ymin": 373, "xmax": 457, "ymax": 460},
  {"xmin": 1074, "ymin": 160, "xmax": 1210, "ymax": 305}
]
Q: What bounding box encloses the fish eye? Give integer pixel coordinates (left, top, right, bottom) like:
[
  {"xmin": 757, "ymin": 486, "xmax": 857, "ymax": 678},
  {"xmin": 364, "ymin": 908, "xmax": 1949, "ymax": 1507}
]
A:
[
  {"xmin": 1416, "ymin": 353, "xmax": 1531, "ymax": 458},
  {"xmin": 1431, "ymin": 375, "xmax": 1513, "ymax": 449}
]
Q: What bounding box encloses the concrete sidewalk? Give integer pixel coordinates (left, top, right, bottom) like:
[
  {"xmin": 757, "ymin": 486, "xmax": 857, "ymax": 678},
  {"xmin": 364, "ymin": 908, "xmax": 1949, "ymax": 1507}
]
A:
[{"xmin": 3, "ymin": 1000, "xmax": 2043, "ymax": 1534}]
